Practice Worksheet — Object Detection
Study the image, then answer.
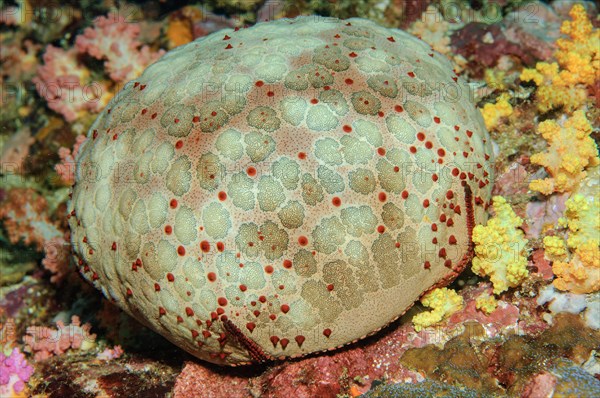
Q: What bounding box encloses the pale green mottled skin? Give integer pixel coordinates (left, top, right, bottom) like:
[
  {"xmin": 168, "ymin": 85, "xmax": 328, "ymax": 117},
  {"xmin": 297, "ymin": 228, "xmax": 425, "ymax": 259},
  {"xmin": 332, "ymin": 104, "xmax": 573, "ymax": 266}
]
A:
[{"xmin": 69, "ymin": 16, "xmax": 494, "ymax": 365}]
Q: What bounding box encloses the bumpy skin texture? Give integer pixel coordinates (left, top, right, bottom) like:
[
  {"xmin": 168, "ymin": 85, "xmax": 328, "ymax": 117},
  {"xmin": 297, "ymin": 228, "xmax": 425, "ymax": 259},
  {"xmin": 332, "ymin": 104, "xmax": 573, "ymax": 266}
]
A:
[{"xmin": 68, "ymin": 17, "xmax": 494, "ymax": 365}]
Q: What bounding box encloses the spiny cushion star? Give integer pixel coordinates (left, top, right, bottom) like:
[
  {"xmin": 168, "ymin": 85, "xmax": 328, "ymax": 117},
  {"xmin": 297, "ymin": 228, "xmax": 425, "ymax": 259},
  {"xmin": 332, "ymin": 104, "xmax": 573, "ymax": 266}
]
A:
[{"xmin": 68, "ymin": 16, "xmax": 494, "ymax": 365}]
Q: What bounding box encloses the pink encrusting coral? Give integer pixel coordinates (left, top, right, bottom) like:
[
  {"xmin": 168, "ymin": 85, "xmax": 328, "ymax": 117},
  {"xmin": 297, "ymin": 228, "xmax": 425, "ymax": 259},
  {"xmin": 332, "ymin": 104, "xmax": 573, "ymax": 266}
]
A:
[
  {"xmin": 75, "ymin": 12, "xmax": 165, "ymax": 83},
  {"xmin": 0, "ymin": 348, "xmax": 34, "ymax": 397},
  {"xmin": 0, "ymin": 39, "xmax": 40, "ymax": 84},
  {"xmin": 33, "ymin": 12, "xmax": 164, "ymax": 121},
  {"xmin": 55, "ymin": 134, "xmax": 87, "ymax": 185},
  {"xmin": 0, "ymin": 128, "xmax": 34, "ymax": 174},
  {"xmin": 0, "ymin": 188, "xmax": 62, "ymax": 250},
  {"xmin": 23, "ymin": 315, "xmax": 97, "ymax": 361},
  {"xmin": 96, "ymin": 345, "xmax": 124, "ymax": 361},
  {"xmin": 32, "ymin": 46, "xmax": 110, "ymax": 122},
  {"xmin": 41, "ymin": 235, "xmax": 71, "ymax": 284},
  {"xmin": 0, "ymin": 5, "xmax": 20, "ymax": 26},
  {"xmin": 447, "ymin": 284, "xmax": 520, "ymax": 337}
]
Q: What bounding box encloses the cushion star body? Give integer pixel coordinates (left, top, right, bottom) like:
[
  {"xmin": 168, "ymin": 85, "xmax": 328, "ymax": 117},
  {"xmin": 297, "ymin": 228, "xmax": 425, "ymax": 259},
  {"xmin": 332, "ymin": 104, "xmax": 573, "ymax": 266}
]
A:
[{"xmin": 69, "ymin": 16, "xmax": 494, "ymax": 365}]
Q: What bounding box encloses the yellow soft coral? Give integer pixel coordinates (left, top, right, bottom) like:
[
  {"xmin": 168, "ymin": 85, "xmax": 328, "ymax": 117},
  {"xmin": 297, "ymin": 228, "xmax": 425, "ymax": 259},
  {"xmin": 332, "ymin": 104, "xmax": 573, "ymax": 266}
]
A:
[
  {"xmin": 543, "ymin": 235, "xmax": 567, "ymax": 258},
  {"xmin": 529, "ymin": 110, "xmax": 599, "ymax": 195},
  {"xmin": 520, "ymin": 4, "xmax": 599, "ymax": 113},
  {"xmin": 481, "ymin": 93, "xmax": 513, "ymax": 131},
  {"xmin": 166, "ymin": 6, "xmax": 203, "ymax": 49},
  {"xmin": 412, "ymin": 287, "xmax": 464, "ymax": 332},
  {"xmin": 472, "ymin": 196, "xmax": 529, "ymax": 295},
  {"xmin": 484, "ymin": 69, "xmax": 507, "ymax": 91},
  {"xmin": 475, "ymin": 293, "xmax": 498, "ymax": 315},
  {"xmin": 555, "ymin": 4, "xmax": 598, "ymax": 86},
  {"xmin": 408, "ymin": 5, "xmax": 452, "ymax": 55},
  {"xmin": 550, "ymin": 194, "xmax": 600, "ymax": 294}
]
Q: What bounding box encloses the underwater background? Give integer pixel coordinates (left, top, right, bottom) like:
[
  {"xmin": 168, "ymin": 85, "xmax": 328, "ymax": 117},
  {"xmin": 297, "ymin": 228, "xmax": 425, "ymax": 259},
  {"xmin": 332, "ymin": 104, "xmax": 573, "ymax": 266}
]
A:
[{"xmin": 0, "ymin": 0, "xmax": 599, "ymax": 397}]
